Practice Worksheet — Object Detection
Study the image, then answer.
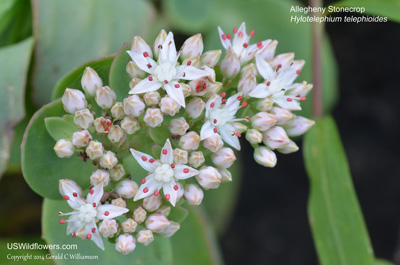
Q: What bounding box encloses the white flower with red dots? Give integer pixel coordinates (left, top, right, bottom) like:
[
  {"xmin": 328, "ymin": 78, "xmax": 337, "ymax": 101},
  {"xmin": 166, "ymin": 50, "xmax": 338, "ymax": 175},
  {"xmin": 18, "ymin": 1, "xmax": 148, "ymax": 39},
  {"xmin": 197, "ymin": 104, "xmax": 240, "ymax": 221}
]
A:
[
  {"xmin": 249, "ymin": 54, "xmax": 305, "ymax": 110},
  {"xmin": 127, "ymin": 32, "xmax": 208, "ymax": 107},
  {"xmin": 218, "ymin": 22, "xmax": 270, "ymax": 65},
  {"xmin": 130, "ymin": 139, "xmax": 199, "ymax": 207},
  {"xmin": 200, "ymin": 93, "xmax": 247, "ymax": 150},
  {"xmin": 58, "ymin": 180, "xmax": 129, "ymax": 250}
]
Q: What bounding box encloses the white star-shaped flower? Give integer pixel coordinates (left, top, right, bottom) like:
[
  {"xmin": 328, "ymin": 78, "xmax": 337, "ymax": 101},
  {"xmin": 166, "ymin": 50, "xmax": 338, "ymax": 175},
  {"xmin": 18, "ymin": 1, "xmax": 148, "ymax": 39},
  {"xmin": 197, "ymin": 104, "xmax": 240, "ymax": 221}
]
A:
[
  {"xmin": 249, "ymin": 54, "xmax": 305, "ymax": 110},
  {"xmin": 131, "ymin": 139, "xmax": 199, "ymax": 206},
  {"xmin": 127, "ymin": 32, "xmax": 208, "ymax": 107},
  {"xmin": 58, "ymin": 180, "xmax": 129, "ymax": 250},
  {"xmin": 200, "ymin": 93, "xmax": 245, "ymax": 151}
]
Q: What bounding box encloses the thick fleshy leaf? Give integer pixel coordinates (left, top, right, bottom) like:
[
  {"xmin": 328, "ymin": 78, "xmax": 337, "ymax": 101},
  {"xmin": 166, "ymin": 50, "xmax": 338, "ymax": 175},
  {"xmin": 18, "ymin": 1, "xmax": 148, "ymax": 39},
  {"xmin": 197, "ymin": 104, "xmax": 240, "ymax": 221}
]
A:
[
  {"xmin": 170, "ymin": 205, "xmax": 224, "ymax": 265},
  {"xmin": 375, "ymin": 259, "xmax": 395, "ymax": 265},
  {"xmin": 44, "ymin": 115, "xmax": 76, "ymax": 141},
  {"xmin": 304, "ymin": 116, "xmax": 375, "ymax": 265},
  {"xmin": 0, "ymin": 37, "xmax": 33, "ymax": 177},
  {"xmin": 22, "ymin": 100, "xmax": 97, "ymax": 199},
  {"xmin": 43, "ymin": 198, "xmax": 173, "ymax": 265},
  {"xmin": 168, "ymin": 206, "xmax": 189, "ymax": 223},
  {"xmin": 31, "ymin": 0, "xmax": 156, "ymax": 105}
]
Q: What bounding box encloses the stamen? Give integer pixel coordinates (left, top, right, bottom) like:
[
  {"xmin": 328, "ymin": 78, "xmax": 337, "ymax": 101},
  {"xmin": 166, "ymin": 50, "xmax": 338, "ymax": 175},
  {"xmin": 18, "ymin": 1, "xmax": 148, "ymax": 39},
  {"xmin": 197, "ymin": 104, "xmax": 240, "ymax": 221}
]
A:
[
  {"xmin": 147, "ymin": 63, "xmax": 152, "ymax": 69},
  {"xmin": 171, "ymin": 163, "xmax": 175, "ymax": 168},
  {"xmin": 142, "ymin": 156, "xmax": 147, "ymax": 161},
  {"xmin": 222, "ymin": 99, "xmax": 227, "ymax": 103},
  {"xmin": 93, "ymin": 203, "xmax": 96, "ymax": 207},
  {"xmin": 164, "ymin": 80, "xmax": 169, "ymax": 84},
  {"xmin": 213, "ymin": 119, "xmax": 217, "ymax": 124},
  {"xmin": 107, "ymin": 121, "xmax": 112, "ymax": 126},
  {"xmin": 183, "ymin": 168, "xmax": 189, "ymax": 173},
  {"xmin": 143, "ymin": 187, "xmax": 149, "ymax": 193},
  {"xmin": 143, "ymin": 52, "xmax": 149, "ymax": 57},
  {"xmin": 238, "ymin": 32, "xmax": 243, "ymax": 38},
  {"xmin": 187, "ymin": 60, "xmax": 192, "ymax": 66},
  {"xmin": 296, "ymin": 70, "xmax": 302, "ymax": 74},
  {"xmin": 162, "ymin": 149, "xmax": 168, "ymax": 155},
  {"xmin": 59, "ymin": 219, "xmax": 66, "ymax": 224},
  {"xmin": 64, "ymin": 195, "xmax": 70, "ymax": 200},
  {"xmin": 149, "ymin": 158, "xmax": 155, "ymax": 163},
  {"xmin": 250, "ymin": 30, "xmax": 255, "ymax": 36},
  {"xmin": 233, "ymin": 27, "xmax": 238, "ymax": 33},
  {"xmin": 174, "ymin": 185, "xmax": 179, "ymax": 191},
  {"xmin": 213, "ymin": 128, "xmax": 218, "ymax": 133},
  {"xmin": 277, "ymin": 64, "xmax": 282, "ymax": 69},
  {"xmin": 148, "ymin": 76, "xmax": 153, "ymax": 81},
  {"xmin": 174, "ymin": 84, "xmax": 180, "ymax": 88},
  {"xmin": 300, "ymin": 97, "xmax": 307, "ymax": 101},
  {"xmin": 89, "ymin": 189, "xmax": 94, "ymax": 195},
  {"xmin": 87, "ymin": 234, "xmax": 92, "ymax": 239},
  {"xmin": 287, "ymin": 98, "xmax": 293, "ymax": 102},
  {"xmin": 158, "ymin": 45, "xmax": 163, "ymax": 49},
  {"xmin": 221, "ymin": 92, "xmax": 226, "ymax": 97},
  {"xmin": 243, "ymin": 43, "xmax": 248, "ymax": 48},
  {"xmin": 210, "ymin": 102, "xmax": 215, "ymax": 108},
  {"xmin": 237, "ymin": 96, "xmax": 242, "ymax": 100},
  {"xmin": 73, "ymin": 192, "xmax": 78, "ymax": 197},
  {"xmin": 104, "ymin": 211, "xmax": 110, "ymax": 216},
  {"xmin": 92, "ymin": 228, "xmax": 96, "ymax": 233},
  {"xmin": 141, "ymin": 178, "xmax": 146, "ymax": 184},
  {"xmin": 165, "ymin": 194, "xmax": 170, "ymax": 200},
  {"xmin": 105, "ymin": 128, "xmax": 110, "ymax": 132},
  {"xmin": 222, "ymin": 34, "xmax": 227, "ymax": 40},
  {"xmin": 235, "ymin": 132, "xmax": 241, "ymax": 137},
  {"xmin": 241, "ymin": 102, "xmax": 248, "ymax": 107},
  {"xmin": 227, "ymin": 33, "xmax": 231, "ymax": 39},
  {"xmin": 295, "ymin": 93, "xmax": 301, "ymax": 97},
  {"xmin": 72, "ymin": 233, "xmax": 76, "ymax": 238},
  {"xmin": 267, "ymin": 81, "xmax": 271, "ymax": 86},
  {"xmin": 154, "ymin": 190, "xmax": 159, "ymax": 196}
]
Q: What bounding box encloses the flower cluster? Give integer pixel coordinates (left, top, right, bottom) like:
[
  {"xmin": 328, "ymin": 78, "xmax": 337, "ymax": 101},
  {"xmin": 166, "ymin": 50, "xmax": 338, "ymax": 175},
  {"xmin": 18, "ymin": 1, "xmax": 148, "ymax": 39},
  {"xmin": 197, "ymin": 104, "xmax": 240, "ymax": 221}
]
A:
[{"xmin": 54, "ymin": 22, "xmax": 314, "ymax": 254}]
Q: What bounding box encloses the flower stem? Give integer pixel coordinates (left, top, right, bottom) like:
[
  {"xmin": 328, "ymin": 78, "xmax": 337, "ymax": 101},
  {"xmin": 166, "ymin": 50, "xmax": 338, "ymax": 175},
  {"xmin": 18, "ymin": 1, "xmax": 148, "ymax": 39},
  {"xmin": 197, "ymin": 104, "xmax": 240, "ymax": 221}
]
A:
[{"xmin": 310, "ymin": 0, "xmax": 324, "ymax": 118}]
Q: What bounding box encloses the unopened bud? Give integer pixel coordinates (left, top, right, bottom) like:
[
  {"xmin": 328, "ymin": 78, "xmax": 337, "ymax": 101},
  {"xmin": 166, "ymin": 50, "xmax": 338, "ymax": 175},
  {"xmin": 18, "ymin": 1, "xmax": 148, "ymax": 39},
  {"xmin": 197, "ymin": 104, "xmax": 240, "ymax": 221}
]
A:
[
  {"xmin": 124, "ymin": 95, "xmax": 145, "ymax": 117},
  {"xmin": 90, "ymin": 169, "xmax": 110, "ymax": 186},
  {"xmin": 95, "ymin": 86, "xmax": 116, "ymax": 109},
  {"xmin": 116, "ymin": 179, "xmax": 139, "ymax": 199},
  {"xmin": 129, "ymin": 78, "xmax": 142, "ymax": 89},
  {"xmin": 143, "ymin": 194, "xmax": 162, "ymax": 212},
  {"xmin": 72, "ymin": 130, "xmax": 92, "ymax": 148},
  {"xmin": 121, "ymin": 117, "xmax": 140, "ymax": 134},
  {"xmin": 59, "ymin": 179, "xmax": 82, "ymax": 197},
  {"xmin": 188, "ymin": 151, "xmax": 205, "ymax": 168},
  {"xmin": 270, "ymin": 52, "xmax": 294, "ymax": 70},
  {"xmin": 62, "ymin": 88, "xmax": 87, "ymax": 114},
  {"xmin": 218, "ymin": 168, "xmax": 232, "ymax": 182},
  {"xmin": 157, "ymin": 205, "xmax": 171, "ymax": 217},
  {"xmin": 160, "ymin": 96, "xmax": 180, "ymax": 116},
  {"xmin": 186, "ymin": 97, "xmax": 205, "ymax": 119},
  {"xmin": 153, "ymin": 29, "xmax": 167, "ymax": 60},
  {"xmin": 107, "ymin": 125, "xmax": 124, "ymax": 143},
  {"xmin": 263, "ymin": 126, "xmax": 290, "ymax": 149},
  {"xmin": 111, "ymin": 102, "xmax": 125, "ymax": 120},
  {"xmin": 131, "ymin": 36, "xmax": 153, "ymax": 58},
  {"xmin": 240, "ymin": 63, "xmax": 258, "ymax": 77},
  {"xmin": 203, "ymin": 134, "xmax": 223, "ymax": 153},
  {"xmin": 246, "ymin": 129, "xmax": 263, "ymax": 144},
  {"xmin": 184, "ymin": 184, "xmax": 204, "ymax": 205},
  {"xmin": 180, "ymin": 33, "xmax": 203, "ymax": 60},
  {"xmin": 81, "ymin": 67, "xmax": 103, "ymax": 96},
  {"xmin": 201, "ymin": 50, "xmax": 221, "ymax": 68},
  {"xmin": 251, "ymin": 112, "xmax": 277, "ymax": 131},
  {"xmin": 232, "ymin": 122, "xmax": 247, "ymax": 134},
  {"xmin": 181, "ymin": 83, "xmax": 192, "ymax": 97},
  {"xmin": 179, "ymin": 131, "xmax": 200, "ymax": 151},
  {"xmin": 99, "ymin": 219, "xmax": 118, "ymax": 238},
  {"xmin": 134, "ymin": 206, "xmax": 147, "ymax": 224},
  {"xmin": 182, "ymin": 56, "xmax": 201, "ymax": 68},
  {"xmin": 74, "ymin": 109, "xmax": 94, "ymax": 129},
  {"xmin": 85, "ymin": 140, "xmax": 103, "ymax": 160},
  {"xmin": 99, "ymin": 151, "xmax": 118, "ymax": 169},
  {"xmin": 277, "ymin": 140, "xmax": 299, "ymax": 154},
  {"xmin": 159, "ymin": 221, "xmax": 180, "ymax": 238},
  {"xmin": 144, "ymin": 91, "xmax": 161, "ymax": 106},
  {"xmin": 54, "ymin": 139, "xmax": 74, "ymax": 158},
  {"xmin": 126, "ymin": 61, "xmax": 146, "ymax": 79},
  {"xmin": 145, "ymin": 213, "xmax": 170, "ymax": 233},
  {"xmin": 257, "ymin": 98, "xmax": 274, "ymax": 112},
  {"xmin": 110, "ymin": 164, "xmax": 125, "ymax": 181},
  {"xmin": 285, "ymin": 116, "xmax": 315, "ymax": 137},
  {"xmin": 173, "ymin": 148, "xmax": 188, "ymax": 165},
  {"xmin": 257, "ymin": 39, "xmax": 278, "ymax": 61},
  {"xmin": 211, "ymin": 147, "xmax": 236, "ymax": 169},
  {"xmin": 144, "ymin": 108, "xmax": 163, "ymax": 127},
  {"xmin": 169, "ymin": 117, "xmax": 189, "ymax": 136},
  {"xmin": 254, "ymin": 146, "xmax": 277, "ymax": 167},
  {"xmin": 271, "ymin": 107, "xmax": 294, "ymax": 125},
  {"xmin": 287, "ymin": 82, "xmax": 313, "ymax": 97},
  {"xmin": 221, "ymin": 49, "xmax": 240, "ymax": 78},
  {"xmin": 196, "ymin": 166, "xmax": 222, "ymax": 190},
  {"xmin": 137, "ymin": 229, "xmax": 154, "ymax": 246},
  {"xmin": 115, "ymin": 234, "xmax": 136, "ymax": 255},
  {"xmin": 121, "ymin": 218, "xmax": 138, "ymax": 233},
  {"xmin": 111, "ymin": 198, "xmax": 126, "ymax": 208},
  {"xmin": 94, "ymin": 117, "xmax": 112, "ymax": 134},
  {"xmin": 238, "ymin": 74, "xmax": 256, "ymax": 97}
]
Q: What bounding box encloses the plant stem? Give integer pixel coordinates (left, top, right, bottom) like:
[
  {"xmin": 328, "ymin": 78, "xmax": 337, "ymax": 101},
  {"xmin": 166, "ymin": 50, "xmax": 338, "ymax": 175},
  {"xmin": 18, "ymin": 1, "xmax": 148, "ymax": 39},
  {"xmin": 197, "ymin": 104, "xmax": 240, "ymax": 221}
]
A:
[{"xmin": 310, "ymin": 0, "xmax": 324, "ymax": 118}]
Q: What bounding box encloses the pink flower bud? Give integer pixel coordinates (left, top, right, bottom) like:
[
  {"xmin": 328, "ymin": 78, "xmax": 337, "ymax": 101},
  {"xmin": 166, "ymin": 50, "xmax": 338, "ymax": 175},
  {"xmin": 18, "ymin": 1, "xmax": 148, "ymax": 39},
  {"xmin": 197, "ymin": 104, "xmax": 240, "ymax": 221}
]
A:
[
  {"xmin": 262, "ymin": 126, "xmax": 290, "ymax": 149},
  {"xmin": 145, "ymin": 213, "xmax": 170, "ymax": 233},
  {"xmin": 54, "ymin": 139, "xmax": 74, "ymax": 158},
  {"xmin": 221, "ymin": 49, "xmax": 240, "ymax": 78},
  {"xmin": 203, "ymin": 134, "xmax": 223, "ymax": 153},
  {"xmin": 126, "ymin": 61, "xmax": 146, "ymax": 79},
  {"xmin": 134, "ymin": 206, "xmax": 147, "ymax": 224},
  {"xmin": 254, "ymin": 146, "xmax": 277, "ymax": 167},
  {"xmin": 232, "ymin": 122, "xmax": 247, "ymax": 133},
  {"xmin": 121, "ymin": 218, "xmax": 138, "ymax": 233},
  {"xmin": 211, "ymin": 147, "xmax": 236, "ymax": 169},
  {"xmin": 257, "ymin": 40, "xmax": 278, "ymax": 61},
  {"xmin": 110, "ymin": 164, "xmax": 125, "ymax": 181},
  {"xmin": 179, "ymin": 131, "xmax": 200, "ymax": 151},
  {"xmin": 111, "ymin": 102, "xmax": 125, "ymax": 120},
  {"xmin": 116, "ymin": 179, "xmax": 139, "ymax": 199},
  {"xmin": 286, "ymin": 82, "xmax": 313, "ymax": 97},
  {"xmin": 115, "ymin": 234, "xmax": 136, "ymax": 255},
  {"xmin": 270, "ymin": 107, "xmax": 294, "ymax": 125},
  {"xmin": 158, "ymin": 221, "xmax": 180, "ymax": 238},
  {"xmin": 81, "ymin": 67, "xmax": 103, "ymax": 96},
  {"xmin": 196, "ymin": 166, "xmax": 222, "ymax": 190},
  {"xmin": 218, "ymin": 168, "xmax": 232, "ymax": 182},
  {"xmin": 160, "ymin": 95, "xmax": 180, "ymax": 116},
  {"xmin": 59, "ymin": 179, "xmax": 82, "ymax": 198},
  {"xmin": 169, "ymin": 117, "xmax": 189, "ymax": 136},
  {"xmin": 107, "ymin": 125, "xmax": 124, "ymax": 143},
  {"xmin": 285, "ymin": 116, "xmax": 315, "ymax": 137},
  {"xmin": 270, "ymin": 53, "xmax": 294, "ymax": 70},
  {"xmin": 277, "ymin": 140, "xmax": 299, "ymax": 154},
  {"xmin": 144, "ymin": 91, "xmax": 161, "ymax": 106},
  {"xmin": 238, "ymin": 74, "xmax": 257, "ymax": 97},
  {"xmin": 144, "ymin": 108, "xmax": 163, "ymax": 127},
  {"xmin": 201, "ymin": 50, "xmax": 222, "ymax": 68},
  {"xmin": 111, "ymin": 198, "xmax": 126, "ymax": 208},
  {"xmin": 129, "ymin": 78, "xmax": 142, "ymax": 89},
  {"xmin": 157, "ymin": 205, "xmax": 171, "ymax": 217},
  {"xmin": 240, "ymin": 63, "xmax": 258, "ymax": 77},
  {"xmin": 173, "ymin": 148, "xmax": 188, "ymax": 165},
  {"xmin": 72, "ymin": 130, "xmax": 92, "ymax": 148},
  {"xmin": 251, "ymin": 112, "xmax": 278, "ymax": 132},
  {"xmin": 184, "ymin": 184, "xmax": 204, "ymax": 205},
  {"xmin": 121, "ymin": 117, "xmax": 140, "ymax": 134},
  {"xmin": 180, "ymin": 33, "xmax": 204, "ymax": 60},
  {"xmin": 74, "ymin": 109, "xmax": 93, "ymax": 129},
  {"xmin": 257, "ymin": 98, "xmax": 274, "ymax": 112},
  {"xmin": 85, "ymin": 140, "xmax": 103, "ymax": 159},
  {"xmin": 153, "ymin": 29, "xmax": 167, "ymax": 60},
  {"xmin": 62, "ymin": 88, "xmax": 87, "ymax": 114},
  {"xmin": 124, "ymin": 95, "xmax": 145, "ymax": 117},
  {"xmin": 131, "ymin": 36, "xmax": 153, "ymax": 58},
  {"xmin": 95, "ymin": 86, "xmax": 116, "ymax": 109},
  {"xmin": 186, "ymin": 97, "xmax": 205, "ymax": 118},
  {"xmin": 143, "ymin": 194, "xmax": 162, "ymax": 212},
  {"xmin": 137, "ymin": 229, "xmax": 154, "ymax": 246},
  {"xmin": 188, "ymin": 151, "xmax": 205, "ymax": 168},
  {"xmin": 90, "ymin": 169, "xmax": 110, "ymax": 186},
  {"xmin": 99, "ymin": 219, "xmax": 118, "ymax": 238},
  {"xmin": 99, "ymin": 151, "xmax": 118, "ymax": 169}
]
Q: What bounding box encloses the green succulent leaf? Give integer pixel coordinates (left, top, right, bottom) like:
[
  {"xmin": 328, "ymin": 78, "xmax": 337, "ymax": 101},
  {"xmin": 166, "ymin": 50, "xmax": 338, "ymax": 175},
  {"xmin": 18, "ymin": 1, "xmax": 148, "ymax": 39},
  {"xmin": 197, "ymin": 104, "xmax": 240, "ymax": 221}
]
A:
[
  {"xmin": 168, "ymin": 206, "xmax": 189, "ymax": 223},
  {"xmin": 44, "ymin": 115, "xmax": 76, "ymax": 141},
  {"xmin": 108, "ymin": 43, "xmax": 132, "ymax": 102}
]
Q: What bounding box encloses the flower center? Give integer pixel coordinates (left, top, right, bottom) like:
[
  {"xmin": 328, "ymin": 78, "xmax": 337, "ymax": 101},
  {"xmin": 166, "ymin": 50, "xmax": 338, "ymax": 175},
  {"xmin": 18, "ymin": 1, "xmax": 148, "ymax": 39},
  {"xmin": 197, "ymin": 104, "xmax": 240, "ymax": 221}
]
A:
[
  {"xmin": 154, "ymin": 63, "xmax": 176, "ymax": 83},
  {"xmin": 209, "ymin": 109, "xmax": 231, "ymax": 127},
  {"xmin": 77, "ymin": 204, "xmax": 97, "ymax": 223},
  {"xmin": 154, "ymin": 164, "xmax": 174, "ymax": 183}
]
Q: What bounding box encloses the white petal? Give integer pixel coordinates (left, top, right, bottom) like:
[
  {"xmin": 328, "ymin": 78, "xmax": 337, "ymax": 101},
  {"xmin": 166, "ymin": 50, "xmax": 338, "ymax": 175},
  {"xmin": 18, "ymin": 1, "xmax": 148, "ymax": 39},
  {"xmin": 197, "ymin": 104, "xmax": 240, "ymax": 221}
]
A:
[
  {"xmin": 134, "ymin": 175, "xmax": 162, "ymax": 201},
  {"xmin": 255, "ymin": 54, "xmax": 275, "ymax": 81},
  {"xmin": 277, "ymin": 60, "xmax": 305, "ymax": 87},
  {"xmin": 160, "ymin": 139, "xmax": 173, "ymax": 164},
  {"xmin": 219, "ymin": 124, "xmax": 241, "ymax": 150},
  {"xmin": 159, "ymin": 32, "xmax": 177, "ymax": 65},
  {"xmin": 85, "ymin": 222, "xmax": 104, "ymax": 250},
  {"xmin": 130, "ymin": 148, "xmax": 160, "ymax": 172},
  {"xmin": 248, "ymin": 83, "xmax": 270, "ymax": 98},
  {"xmin": 217, "ymin": 26, "xmax": 231, "ymax": 49},
  {"xmin": 97, "ymin": 204, "xmax": 129, "ymax": 219},
  {"xmin": 127, "ymin": 51, "xmax": 157, "ymax": 74},
  {"xmin": 163, "ymin": 180, "xmax": 178, "ymax": 207},
  {"xmin": 66, "ymin": 196, "xmax": 85, "ymax": 210},
  {"xmin": 86, "ymin": 183, "xmax": 104, "ymax": 205},
  {"xmin": 274, "ymin": 96, "xmax": 302, "ymax": 111},
  {"xmin": 66, "ymin": 215, "xmax": 81, "ymax": 235},
  {"xmin": 205, "ymin": 94, "xmax": 221, "ymax": 117},
  {"xmin": 224, "ymin": 93, "xmax": 241, "ymax": 113},
  {"xmin": 175, "ymin": 65, "xmax": 208, "ymax": 81},
  {"xmin": 164, "ymin": 83, "xmax": 185, "ymax": 108},
  {"xmin": 174, "ymin": 165, "xmax": 199, "ymax": 180},
  {"xmin": 129, "ymin": 78, "xmax": 162, "ymax": 94},
  {"xmin": 200, "ymin": 121, "xmax": 214, "ymax": 140}
]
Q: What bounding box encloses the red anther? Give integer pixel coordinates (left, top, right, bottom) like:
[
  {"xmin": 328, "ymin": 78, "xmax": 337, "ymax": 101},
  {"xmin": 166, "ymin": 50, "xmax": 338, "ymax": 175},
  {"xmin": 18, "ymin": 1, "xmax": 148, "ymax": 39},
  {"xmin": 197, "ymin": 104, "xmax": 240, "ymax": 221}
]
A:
[
  {"xmin": 143, "ymin": 187, "xmax": 149, "ymax": 193},
  {"xmin": 213, "ymin": 128, "xmax": 218, "ymax": 133},
  {"xmin": 105, "ymin": 128, "xmax": 110, "ymax": 132},
  {"xmin": 238, "ymin": 32, "xmax": 243, "ymax": 38},
  {"xmin": 277, "ymin": 140, "xmax": 284, "ymax": 143},
  {"xmin": 107, "ymin": 121, "xmax": 112, "ymax": 126},
  {"xmin": 183, "ymin": 168, "xmax": 189, "ymax": 173},
  {"xmin": 277, "ymin": 64, "xmax": 282, "ymax": 69},
  {"xmin": 165, "ymin": 194, "xmax": 170, "ymax": 200},
  {"xmin": 221, "ymin": 92, "xmax": 226, "ymax": 97},
  {"xmin": 233, "ymin": 27, "xmax": 238, "ymax": 33},
  {"xmin": 237, "ymin": 96, "xmax": 243, "ymax": 100},
  {"xmin": 250, "ymin": 30, "xmax": 255, "ymax": 36},
  {"xmin": 287, "ymin": 98, "xmax": 293, "ymax": 102},
  {"xmin": 73, "ymin": 192, "xmax": 78, "ymax": 197},
  {"xmin": 171, "ymin": 163, "xmax": 175, "ymax": 168},
  {"xmin": 63, "ymin": 195, "xmax": 70, "ymax": 200},
  {"xmin": 245, "ymin": 116, "xmax": 250, "ymax": 121},
  {"xmin": 227, "ymin": 33, "xmax": 231, "ymax": 39},
  {"xmin": 154, "ymin": 190, "xmax": 159, "ymax": 196},
  {"xmin": 187, "ymin": 60, "xmax": 192, "ymax": 66},
  {"xmin": 89, "ymin": 189, "xmax": 94, "ymax": 195},
  {"xmin": 149, "ymin": 158, "xmax": 155, "ymax": 163},
  {"xmin": 92, "ymin": 228, "xmax": 96, "ymax": 233},
  {"xmin": 203, "ymin": 83, "xmax": 206, "ymax": 89},
  {"xmin": 104, "ymin": 211, "xmax": 109, "ymax": 216},
  {"xmin": 142, "ymin": 156, "xmax": 147, "ymax": 161},
  {"xmin": 162, "ymin": 149, "xmax": 168, "ymax": 155},
  {"xmin": 147, "ymin": 63, "xmax": 152, "ymax": 69},
  {"xmin": 174, "ymin": 185, "xmax": 179, "ymax": 191},
  {"xmin": 257, "ymin": 42, "xmax": 263, "ymax": 49},
  {"xmin": 222, "ymin": 34, "xmax": 227, "ymax": 40},
  {"xmin": 87, "ymin": 234, "xmax": 92, "ymax": 239},
  {"xmin": 59, "ymin": 219, "xmax": 66, "ymax": 224},
  {"xmin": 222, "ymin": 99, "xmax": 227, "ymax": 103},
  {"xmin": 72, "ymin": 233, "xmax": 76, "ymax": 238},
  {"xmin": 148, "ymin": 76, "xmax": 153, "ymax": 81},
  {"xmin": 300, "ymin": 97, "xmax": 307, "ymax": 101},
  {"xmin": 241, "ymin": 102, "xmax": 248, "ymax": 107},
  {"xmin": 141, "ymin": 178, "xmax": 146, "ymax": 184},
  {"xmin": 143, "ymin": 52, "xmax": 149, "ymax": 57},
  {"xmin": 210, "ymin": 102, "xmax": 215, "ymax": 108},
  {"xmin": 213, "ymin": 119, "xmax": 217, "ymax": 124},
  {"xmin": 174, "ymin": 84, "xmax": 180, "ymax": 88},
  {"xmin": 243, "ymin": 43, "xmax": 248, "ymax": 48},
  {"xmin": 92, "ymin": 203, "xmax": 96, "ymax": 207},
  {"xmin": 164, "ymin": 80, "xmax": 169, "ymax": 84},
  {"xmin": 235, "ymin": 132, "xmax": 241, "ymax": 137},
  {"xmin": 296, "ymin": 70, "xmax": 302, "ymax": 74},
  {"xmin": 267, "ymin": 81, "xmax": 271, "ymax": 86}
]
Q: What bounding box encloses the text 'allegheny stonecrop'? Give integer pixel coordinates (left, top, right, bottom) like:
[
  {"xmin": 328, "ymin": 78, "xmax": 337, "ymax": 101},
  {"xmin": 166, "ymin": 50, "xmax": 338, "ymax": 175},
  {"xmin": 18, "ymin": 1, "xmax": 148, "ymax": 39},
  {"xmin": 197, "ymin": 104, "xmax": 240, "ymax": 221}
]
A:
[{"xmin": 54, "ymin": 22, "xmax": 314, "ymax": 254}]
